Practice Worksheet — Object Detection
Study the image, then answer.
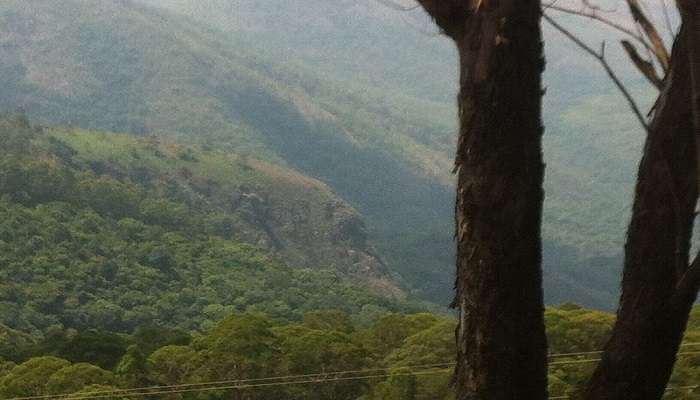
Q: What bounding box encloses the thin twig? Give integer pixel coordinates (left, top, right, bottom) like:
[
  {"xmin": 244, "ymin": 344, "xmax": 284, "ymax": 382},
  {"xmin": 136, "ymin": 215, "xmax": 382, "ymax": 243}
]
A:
[
  {"xmin": 542, "ymin": 0, "xmax": 562, "ymax": 11},
  {"xmin": 582, "ymin": 0, "xmax": 616, "ymax": 13},
  {"xmin": 634, "ymin": 19, "xmax": 659, "ymax": 70},
  {"xmin": 626, "ymin": 0, "xmax": 671, "ymax": 70},
  {"xmin": 543, "ymin": 12, "xmax": 650, "ymax": 132},
  {"xmin": 546, "ymin": 3, "xmax": 656, "ymax": 55},
  {"xmin": 621, "ymin": 40, "xmax": 664, "ymax": 88}
]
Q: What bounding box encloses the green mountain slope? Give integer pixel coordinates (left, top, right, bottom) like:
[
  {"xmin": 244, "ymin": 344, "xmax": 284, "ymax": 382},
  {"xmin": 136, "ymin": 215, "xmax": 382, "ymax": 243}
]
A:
[
  {"xmin": 49, "ymin": 128, "xmax": 402, "ymax": 295},
  {"xmin": 144, "ymin": 0, "xmax": 663, "ymax": 308},
  {"xmin": 0, "ymin": 0, "xmax": 661, "ymax": 308},
  {"xmin": 0, "ymin": 115, "xmax": 419, "ymax": 334},
  {"xmin": 0, "ymin": 0, "xmax": 458, "ymax": 305}
]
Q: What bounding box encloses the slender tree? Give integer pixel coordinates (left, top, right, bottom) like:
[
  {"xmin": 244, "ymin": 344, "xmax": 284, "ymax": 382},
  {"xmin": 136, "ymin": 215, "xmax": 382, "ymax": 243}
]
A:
[
  {"xmin": 679, "ymin": 0, "xmax": 700, "ymax": 192},
  {"xmin": 582, "ymin": 25, "xmax": 699, "ymax": 399},
  {"xmin": 524, "ymin": 2, "xmax": 700, "ymax": 397},
  {"xmin": 394, "ymin": 1, "xmax": 700, "ymax": 398},
  {"xmin": 414, "ymin": 1, "xmax": 548, "ymax": 399}
]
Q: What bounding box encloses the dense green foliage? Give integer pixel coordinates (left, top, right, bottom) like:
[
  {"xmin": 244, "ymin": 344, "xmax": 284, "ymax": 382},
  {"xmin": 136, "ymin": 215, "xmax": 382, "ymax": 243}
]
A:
[
  {"xmin": 2, "ymin": 306, "xmax": 699, "ymax": 400},
  {"xmin": 0, "ymin": 115, "xmax": 417, "ymax": 335}
]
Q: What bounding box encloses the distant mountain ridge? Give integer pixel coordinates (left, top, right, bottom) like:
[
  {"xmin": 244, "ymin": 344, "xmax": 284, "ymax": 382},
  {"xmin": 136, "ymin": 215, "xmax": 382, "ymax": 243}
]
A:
[
  {"xmin": 0, "ymin": 115, "xmax": 417, "ymax": 333},
  {"xmin": 143, "ymin": 0, "xmax": 662, "ymax": 308},
  {"xmin": 0, "ymin": 0, "xmax": 663, "ymax": 308}
]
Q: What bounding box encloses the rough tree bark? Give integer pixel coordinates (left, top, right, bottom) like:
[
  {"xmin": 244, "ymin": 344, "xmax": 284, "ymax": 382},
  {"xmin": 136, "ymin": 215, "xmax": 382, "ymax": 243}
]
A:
[
  {"xmin": 583, "ymin": 27, "xmax": 699, "ymax": 400},
  {"xmin": 416, "ymin": 1, "xmax": 548, "ymax": 399},
  {"xmin": 679, "ymin": 0, "xmax": 700, "ymax": 193}
]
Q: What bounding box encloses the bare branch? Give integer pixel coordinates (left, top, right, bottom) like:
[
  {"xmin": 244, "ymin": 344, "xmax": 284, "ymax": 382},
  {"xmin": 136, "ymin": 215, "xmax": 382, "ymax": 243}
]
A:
[
  {"xmin": 545, "ymin": 1, "xmax": 669, "ymax": 89},
  {"xmin": 582, "ymin": 0, "xmax": 616, "ymax": 13},
  {"xmin": 543, "ymin": 12, "xmax": 650, "ymax": 132},
  {"xmin": 542, "ymin": 0, "xmax": 561, "ymax": 11},
  {"xmin": 546, "ymin": 3, "xmax": 655, "ymax": 55},
  {"xmin": 621, "ymin": 40, "xmax": 664, "ymax": 88},
  {"xmin": 627, "ymin": 0, "xmax": 671, "ymax": 70},
  {"xmin": 633, "ymin": 18, "xmax": 660, "ymax": 71}
]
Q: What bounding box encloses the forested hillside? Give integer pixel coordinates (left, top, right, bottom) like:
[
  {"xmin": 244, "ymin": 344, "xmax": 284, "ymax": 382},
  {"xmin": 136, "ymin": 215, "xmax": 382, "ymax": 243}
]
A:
[
  {"xmin": 1, "ymin": 2, "xmax": 697, "ymax": 397},
  {"xmin": 144, "ymin": 0, "xmax": 663, "ymax": 307},
  {"xmin": 0, "ymin": 0, "xmax": 666, "ymax": 308},
  {"xmin": 2, "ymin": 305, "xmax": 700, "ymax": 400},
  {"xmin": 0, "ymin": 0, "xmax": 458, "ymax": 305},
  {"xmin": 0, "ymin": 114, "xmax": 421, "ymax": 334},
  {"xmin": 5, "ymin": 116, "xmax": 673, "ymax": 399}
]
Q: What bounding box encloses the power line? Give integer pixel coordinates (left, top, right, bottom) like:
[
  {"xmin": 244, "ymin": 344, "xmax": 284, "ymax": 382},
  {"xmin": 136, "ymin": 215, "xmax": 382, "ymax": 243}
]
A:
[
  {"xmin": 23, "ymin": 368, "xmax": 455, "ymax": 400},
  {"xmin": 549, "ymin": 351, "xmax": 700, "ymax": 366},
  {"xmin": 548, "ymin": 349, "xmax": 606, "ymax": 358},
  {"xmin": 9, "ymin": 346, "xmax": 700, "ymax": 400},
  {"xmin": 8, "ymin": 363, "xmax": 454, "ymax": 400},
  {"xmin": 549, "ymin": 358, "xmax": 601, "ymax": 366},
  {"xmin": 11, "ymin": 368, "xmax": 601, "ymax": 400},
  {"xmin": 547, "ymin": 341, "xmax": 700, "ymax": 359},
  {"xmin": 12, "ymin": 345, "xmax": 626, "ymax": 400}
]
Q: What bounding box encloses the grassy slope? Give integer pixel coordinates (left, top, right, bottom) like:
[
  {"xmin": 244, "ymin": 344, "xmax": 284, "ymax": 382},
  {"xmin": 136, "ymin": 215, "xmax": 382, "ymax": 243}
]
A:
[
  {"xmin": 0, "ymin": 117, "xmax": 424, "ymax": 333},
  {"xmin": 46, "ymin": 127, "xmax": 404, "ymax": 296}
]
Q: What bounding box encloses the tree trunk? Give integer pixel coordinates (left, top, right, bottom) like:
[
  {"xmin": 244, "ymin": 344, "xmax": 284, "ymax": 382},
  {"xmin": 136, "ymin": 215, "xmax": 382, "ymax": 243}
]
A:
[
  {"xmin": 679, "ymin": 0, "xmax": 700, "ymax": 193},
  {"xmin": 583, "ymin": 27, "xmax": 699, "ymax": 400},
  {"xmin": 416, "ymin": 1, "xmax": 548, "ymax": 399}
]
